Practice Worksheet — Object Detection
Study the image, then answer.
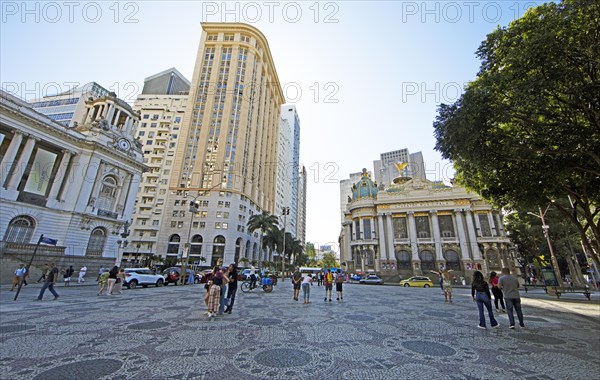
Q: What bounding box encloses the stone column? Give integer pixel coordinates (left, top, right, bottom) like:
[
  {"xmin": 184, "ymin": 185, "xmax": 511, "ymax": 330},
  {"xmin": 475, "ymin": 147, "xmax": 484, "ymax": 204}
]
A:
[
  {"xmin": 465, "ymin": 210, "xmax": 482, "ymax": 260},
  {"xmin": 473, "ymin": 212, "xmax": 482, "ymax": 237},
  {"xmin": 112, "ymin": 109, "xmax": 122, "ymax": 129},
  {"xmin": 488, "ymin": 213, "xmax": 497, "ymax": 236},
  {"xmin": 0, "ymin": 131, "xmax": 24, "ymax": 187},
  {"xmin": 430, "ymin": 211, "xmax": 443, "ymax": 264},
  {"xmin": 5, "ymin": 135, "xmax": 37, "ymax": 190},
  {"xmin": 407, "ymin": 211, "xmax": 419, "ymax": 262},
  {"xmin": 494, "ymin": 213, "xmax": 504, "ymax": 237},
  {"xmin": 122, "ymin": 173, "xmax": 141, "ymax": 219},
  {"xmin": 454, "ymin": 210, "xmax": 470, "ymax": 261},
  {"xmin": 386, "ymin": 214, "xmax": 395, "ymax": 262},
  {"xmin": 47, "ymin": 150, "xmax": 73, "ymax": 200},
  {"xmin": 377, "ymin": 215, "xmax": 387, "ymax": 260}
]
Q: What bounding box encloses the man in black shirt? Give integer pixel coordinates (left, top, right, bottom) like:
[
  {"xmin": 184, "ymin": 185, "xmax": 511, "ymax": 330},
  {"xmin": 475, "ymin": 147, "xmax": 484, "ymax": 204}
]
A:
[{"xmin": 37, "ymin": 262, "xmax": 60, "ymax": 301}]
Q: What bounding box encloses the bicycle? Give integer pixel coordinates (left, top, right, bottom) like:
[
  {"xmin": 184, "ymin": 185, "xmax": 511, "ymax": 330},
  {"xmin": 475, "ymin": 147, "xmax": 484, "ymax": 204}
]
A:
[{"xmin": 241, "ymin": 276, "xmax": 273, "ymax": 293}]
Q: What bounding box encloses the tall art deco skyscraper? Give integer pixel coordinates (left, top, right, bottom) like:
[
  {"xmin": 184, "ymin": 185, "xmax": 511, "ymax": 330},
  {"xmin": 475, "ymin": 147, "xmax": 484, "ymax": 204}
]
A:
[{"xmin": 163, "ymin": 23, "xmax": 285, "ymax": 268}]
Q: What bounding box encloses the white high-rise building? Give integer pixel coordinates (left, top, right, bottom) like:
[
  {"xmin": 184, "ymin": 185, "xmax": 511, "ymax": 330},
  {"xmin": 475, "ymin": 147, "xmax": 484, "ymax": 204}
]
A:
[
  {"xmin": 126, "ymin": 68, "xmax": 190, "ymax": 265},
  {"xmin": 279, "ymin": 105, "xmax": 300, "ymax": 237},
  {"xmin": 296, "ymin": 165, "xmax": 307, "ymax": 245},
  {"xmin": 374, "ymin": 148, "xmax": 426, "ymax": 186}
]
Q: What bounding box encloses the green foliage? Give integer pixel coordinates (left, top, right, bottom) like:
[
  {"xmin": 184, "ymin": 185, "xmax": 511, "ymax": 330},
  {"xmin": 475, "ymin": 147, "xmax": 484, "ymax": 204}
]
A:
[
  {"xmin": 433, "ymin": 0, "xmax": 600, "ymax": 266},
  {"xmin": 321, "ymin": 253, "xmax": 338, "ymax": 270}
]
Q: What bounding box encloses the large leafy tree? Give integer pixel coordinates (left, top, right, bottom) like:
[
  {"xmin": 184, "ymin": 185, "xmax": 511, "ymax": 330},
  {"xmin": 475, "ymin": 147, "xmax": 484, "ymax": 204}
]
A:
[
  {"xmin": 433, "ymin": 0, "xmax": 600, "ymax": 267},
  {"xmin": 247, "ymin": 211, "xmax": 279, "ymax": 264}
]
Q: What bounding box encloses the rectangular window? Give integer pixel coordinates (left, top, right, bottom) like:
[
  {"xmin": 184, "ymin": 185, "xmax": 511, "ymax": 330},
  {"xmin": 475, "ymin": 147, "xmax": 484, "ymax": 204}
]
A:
[
  {"xmin": 201, "ymin": 211, "xmax": 207, "ymax": 218},
  {"xmin": 393, "ymin": 217, "xmax": 408, "ymax": 239},
  {"xmin": 218, "ymin": 201, "xmax": 224, "ymax": 207},
  {"xmin": 170, "ymin": 221, "xmax": 177, "ymax": 227},
  {"xmin": 138, "ymin": 131, "xmax": 145, "ymax": 136},
  {"xmin": 150, "ymin": 231, "xmax": 157, "ymax": 237},
  {"xmin": 177, "ymin": 221, "xmax": 184, "ymax": 228},
  {"xmin": 199, "ymin": 222, "xmax": 206, "ymax": 228},
  {"xmin": 415, "ymin": 216, "xmax": 431, "ymax": 238},
  {"xmin": 224, "ymin": 202, "xmax": 230, "ymax": 208},
  {"xmin": 363, "ymin": 219, "xmax": 372, "ymax": 240},
  {"xmin": 23, "ymin": 147, "xmax": 58, "ymax": 196},
  {"xmin": 222, "ymin": 222, "xmax": 228, "ymax": 229},
  {"xmin": 215, "ymin": 222, "xmax": 222, "ymax": 229},
  {"xmin": 478, "ymin": 214, "xmax": 492, "ymax": 237},
  {"xmin": 152, "ymin": 220, "xmax": 159, "ymax": 226},
  {"xmin": 438, "ymin": 215, "xmax": 455, "ymax": 238}
]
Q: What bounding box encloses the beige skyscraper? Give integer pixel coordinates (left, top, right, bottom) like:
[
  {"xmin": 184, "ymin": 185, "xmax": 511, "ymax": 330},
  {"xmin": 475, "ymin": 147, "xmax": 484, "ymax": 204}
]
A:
[{"xmin": 167, "ymin": 23, "xmax": 285, "ymax": 267}]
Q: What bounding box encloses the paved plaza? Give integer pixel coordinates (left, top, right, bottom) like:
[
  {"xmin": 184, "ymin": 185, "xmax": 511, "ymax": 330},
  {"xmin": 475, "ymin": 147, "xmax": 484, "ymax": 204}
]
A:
[{"xmin": 1, "ymin": 281, "xmax": 599, "ymax": 380}]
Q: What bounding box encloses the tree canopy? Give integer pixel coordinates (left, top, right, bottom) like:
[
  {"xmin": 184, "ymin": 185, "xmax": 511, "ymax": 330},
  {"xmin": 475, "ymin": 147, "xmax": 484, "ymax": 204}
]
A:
[{"xmin": 433, "ymin": 0, "xmax": 600, "ymax": 267}]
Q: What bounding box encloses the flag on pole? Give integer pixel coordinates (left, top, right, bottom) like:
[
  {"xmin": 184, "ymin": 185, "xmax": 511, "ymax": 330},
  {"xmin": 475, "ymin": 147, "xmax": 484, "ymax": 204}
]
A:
[{"xmin": 40, "ymin": 237, "xmax": 58, "ymax": 245}]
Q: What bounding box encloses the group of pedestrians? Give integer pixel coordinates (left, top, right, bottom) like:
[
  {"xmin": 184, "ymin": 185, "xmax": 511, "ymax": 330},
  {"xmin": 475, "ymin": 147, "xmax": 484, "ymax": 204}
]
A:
[
  {"xmin": 471, "ymin": 268, "xmax": 525, "ymax": 330},
  {"xmin": 203, "ymin": 264, "xmax": 238, "ymax": 319},
  {"xmin": 98, "ymin": 266, "xmax": 126, "ymax": 295},
  {"xmin": 292, "ymin": 268, "xmax": 345, "ymax": 304}
]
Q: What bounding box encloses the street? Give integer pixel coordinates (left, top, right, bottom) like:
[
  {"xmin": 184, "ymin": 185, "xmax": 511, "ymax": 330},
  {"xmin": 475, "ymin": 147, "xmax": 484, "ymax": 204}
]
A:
[{"xmin": 1, "ymin": 282, "xmax": 599, "ymax": 379}]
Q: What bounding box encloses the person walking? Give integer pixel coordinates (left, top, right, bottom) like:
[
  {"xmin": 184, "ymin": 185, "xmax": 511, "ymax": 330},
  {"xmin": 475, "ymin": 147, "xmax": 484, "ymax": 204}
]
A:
[
  {"xmin": 206, "ymin": 269, "xmax": 223, "ymax": 319},
  {"xmin": 97, "ymin": 270, "xmax": 110, "ymax": 295},
  {"xmin": 471, "ymin": 270, "xmax": 499, "ymax": 329},
  {"xmin": 224, "ymin": 264, "xmax": 238, "ymax": 314},
  {"xmin": 498, "ymin": 267, "xmax": 525, "ymax": 330},
  {"xmin": 335, "ymin": 272, "xmax": 345, "ymax": 301},
  {"xmin": 106, "ymin": 266, "xmax": 119, "ymax": 295},
  {"xmin": 97, "ymin": 267, "xmax": 106, "ymax": 282},
  {"xmin": 63, "ymin": 266, "xmax": 74, "ymax": 287},
  {"xmin": 36, "ymin": 262, "xmax": 59, "ymax": 301},
  {"xmin": 323, "ymin": 270, "xmax": 333, "ymax": 302},
  {"xmin": 37, "ymin": 264, "xmax": 49, "ymax": 283},
  {"xmin": 112, "ymin": 268, "xmax": 126, "ymax": 295},
  {"xmin": 292, "ymin": 268, "xmax": 302, "ymax": 301},
  {"xmin": 489, "ymin": 271, "xmax": 506, "ymax": 313},
  {"xmin": 78, "ymin": 266, "xmax": 87, "ymax": 283},
  {"xmin": 302, "ymin": 273, "xmax": 313, "ymax": 304},
  {"xmin": 218, "ymin": 267, "xmax": 230, "ymax": 315},
  {"xmin": 11, "ymin": 264, "xmax": 27, "ymax": 291}
]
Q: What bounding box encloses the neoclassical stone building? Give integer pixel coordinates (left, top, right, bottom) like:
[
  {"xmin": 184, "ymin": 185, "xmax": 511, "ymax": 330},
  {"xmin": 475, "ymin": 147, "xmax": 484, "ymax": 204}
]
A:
[
  {"xmin": 0, "ymin": 89, "xmax": 144, "ymax": 272},
  {"xmin": 339, "ymin": 169, "xmax": 515, "ymax": 282}
]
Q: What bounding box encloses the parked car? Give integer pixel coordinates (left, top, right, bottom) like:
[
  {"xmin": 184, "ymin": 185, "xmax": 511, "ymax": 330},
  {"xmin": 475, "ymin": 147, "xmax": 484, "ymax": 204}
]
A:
[
  {"xmin": 359, "ymin": 275, "xmax": 384, "ymax": 285},
  {"xmin": 400, "ymin": 276, "xmax": 433, "ymax": 288},
  {"xmin": 124, "ymin": 268, "xmax": 164, "ymax": 289},
  {"xmin": 351, "ymin": 274, "xmax": 363, "ymax": 281},
  {"xmin": 162, "ymin": 267, "xmax": 196, "ymax": 285}
]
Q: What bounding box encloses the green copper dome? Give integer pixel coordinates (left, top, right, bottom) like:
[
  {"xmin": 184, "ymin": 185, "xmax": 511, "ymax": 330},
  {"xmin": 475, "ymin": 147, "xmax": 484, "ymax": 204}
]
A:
[{"xmin": 352, "ymin": 168, "xmax": 378, "ymax": 200}]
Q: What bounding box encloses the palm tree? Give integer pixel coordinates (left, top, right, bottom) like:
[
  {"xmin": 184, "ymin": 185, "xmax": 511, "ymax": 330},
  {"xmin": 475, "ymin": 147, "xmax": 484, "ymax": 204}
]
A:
[
  {"xmin": 263, "ymin": 226, "xmax": 283, "ymax": 262},
  {"xmin": 289, "ymin": 238, "xmax": 304, "ymax": 264},
  {"xmin": 247, "ymin": 211, "xmax": 279, "ymax": 266}
]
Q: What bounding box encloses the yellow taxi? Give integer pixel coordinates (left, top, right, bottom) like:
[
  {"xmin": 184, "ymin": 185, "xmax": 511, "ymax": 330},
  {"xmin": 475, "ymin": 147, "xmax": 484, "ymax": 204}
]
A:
[{"xmin": 400, "ymin": 276, "xmax": 433, "ymax": 288}]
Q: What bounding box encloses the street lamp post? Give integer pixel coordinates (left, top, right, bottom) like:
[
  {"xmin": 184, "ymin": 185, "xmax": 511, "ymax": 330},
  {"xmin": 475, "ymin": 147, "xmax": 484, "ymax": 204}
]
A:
[
  {"xmin": 181, "ymin": 195, "xmax": 201, "ymax": 286},
  {"xmin": 116, "ymin": 220, "xmax": 130, "ymax": 267},
  {"xmin": 280, "ymin": 207, "xmax": 290, "ymax": 282},
  {"xmin": 134, "ymin": 232, "xmax": 143, "ymax": 266},
  {"xmin": 529, "ymin": 206, "xmax": 563, "ymax": 287}
]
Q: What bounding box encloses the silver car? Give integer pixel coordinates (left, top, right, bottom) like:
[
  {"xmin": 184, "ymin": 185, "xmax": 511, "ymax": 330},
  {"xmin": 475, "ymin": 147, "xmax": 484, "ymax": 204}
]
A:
[
  {"xmin": 124, "ymin": 268, "xmax": 164, "ymax": 289},
  {"xmin": 359, "ymin": 275, "xmax": 384, "ymax": 285}
]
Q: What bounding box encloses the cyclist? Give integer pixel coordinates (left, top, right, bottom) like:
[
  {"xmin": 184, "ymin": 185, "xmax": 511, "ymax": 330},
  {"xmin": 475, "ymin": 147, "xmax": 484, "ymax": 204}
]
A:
[{"xmin": 249, "ymin": 265, "xmax": 257, "ymax": 290}]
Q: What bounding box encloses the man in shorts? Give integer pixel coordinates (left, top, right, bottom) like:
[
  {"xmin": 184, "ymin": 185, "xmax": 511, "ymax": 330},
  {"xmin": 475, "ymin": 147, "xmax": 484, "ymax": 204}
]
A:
[
  {"xmin": 323, "ymin": 269, "xmax": 333, "ymax": 302},
  {"xmin": 292, "ymin": 268, "xmax": 302, "ymax": 301}
]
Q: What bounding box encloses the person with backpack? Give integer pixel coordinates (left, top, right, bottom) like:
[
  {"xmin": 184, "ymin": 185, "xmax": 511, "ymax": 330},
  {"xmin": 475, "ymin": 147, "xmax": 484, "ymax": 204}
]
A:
[
  {"xmin": 335, "ymin": 272, "xmax": 345, "ymax": 301},
  {"xmin": 323, "ymin": 269, "xmax": 333, "ymax": 302}
]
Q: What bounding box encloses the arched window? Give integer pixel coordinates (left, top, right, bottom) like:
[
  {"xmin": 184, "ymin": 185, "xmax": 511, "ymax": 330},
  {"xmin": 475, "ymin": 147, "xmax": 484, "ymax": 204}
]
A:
[
  {"xmin": 419, "ymin": 250, "xmax": 435, "ymax": 270},
  {"xmin": 96, "ymin": 175, "xmax": 118, "ymax": 211},
  {"xmin": 395, "ymin": 249, "xmax": 411, "ymax": 269},
  {"xmin": 235, "ymin": 238, "xmax": 243, "ymax": 264},
  {"xmin": 245, "ymin": 240, "xmax": 251, "ymax": 258},
  {"xmin": 212, "ymin": 235, "xmax": 226, "ymax": 267},
  {"xmin": 3, "ymin": 216, "xmax": 35, "ymax": 243},
  {"xmin": 86, "ymin": 227, "xmax": 107, "ymax": 256},
  {"xmin": 190, "ymin": 234, "xmax": 203, "ymax": 255},
  {"xmin": 167, "ymin": 234, "xmax": 180, "ymax": 254},
  {"xmin": 252, "ymin": 242, "xmax": 258, "ymax": 261},
  {"xmin": 444, "ymin": 250, "xmax": 461, "ymax": 270}
]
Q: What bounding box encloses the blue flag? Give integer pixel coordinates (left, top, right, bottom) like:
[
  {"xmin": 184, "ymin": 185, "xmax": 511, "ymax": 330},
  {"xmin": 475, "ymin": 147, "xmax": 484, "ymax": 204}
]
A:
[{"xmin": 40, "ymin": 237, "xmax": 58, "ymax": 245}]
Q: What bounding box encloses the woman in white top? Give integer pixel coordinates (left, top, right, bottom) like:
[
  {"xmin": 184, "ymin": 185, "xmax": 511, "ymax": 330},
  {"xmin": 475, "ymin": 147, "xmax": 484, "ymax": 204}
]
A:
[{"xmin": 301, "ymin": 274, "xmax": 313, "ymax": 304}]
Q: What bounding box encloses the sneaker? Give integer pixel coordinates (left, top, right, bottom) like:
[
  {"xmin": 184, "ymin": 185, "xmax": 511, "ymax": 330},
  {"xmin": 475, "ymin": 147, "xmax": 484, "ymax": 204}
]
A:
[
  {"xmin": 324, "ymin": 298, "xmax": 327, "ymax": 302},
  {"xmin": 478, "ymin": 325, "xmax": 486, "ymax": 329},
  {"xmin": 336, "ymin": 297, "xmax": 339, "ymax": 300},
  {"xmin": 203, "ymin": 311, "xmax": 210, "ymax": 315},
  {"xmin": 519, "ymin": 325, "xmax": 525, "ymax": 329},
  {"xmin": 329, "ymin": 299, "xmax": 332, "ymax": 302},
  {"xmin": 496, "ymin": 309, "xmax": 500, "ymax": 313},
  {"xmin": 492, "ymin": 324, "xmax": 500, "ymax": 329},
  {"xmin": 509, "ymin": 325, "xmax": 515, "ymax": 329},
  {"xmin": 502, "ymin": 309, "xmax": 506, "ymax": 313},
  {"xmin": 53, "ymin": 296, "xmax": 59, "ymax": 301}
]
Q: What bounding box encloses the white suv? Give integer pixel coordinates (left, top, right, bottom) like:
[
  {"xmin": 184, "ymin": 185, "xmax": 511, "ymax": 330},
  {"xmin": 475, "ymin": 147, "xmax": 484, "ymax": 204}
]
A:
[{"xmin": 124, "ymin": 268, "xmax": 164, "ymax": 289}]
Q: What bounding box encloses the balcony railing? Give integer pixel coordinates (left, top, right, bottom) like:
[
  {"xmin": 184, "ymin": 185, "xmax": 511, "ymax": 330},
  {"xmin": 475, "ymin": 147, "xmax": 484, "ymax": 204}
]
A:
[{"xmin": 97, "ymin": 209, "xmax": 118, "ymax": 219}]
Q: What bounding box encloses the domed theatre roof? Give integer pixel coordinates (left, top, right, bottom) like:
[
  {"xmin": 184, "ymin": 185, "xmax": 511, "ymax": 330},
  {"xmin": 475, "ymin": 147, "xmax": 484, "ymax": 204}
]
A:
[{"xmin": 351, "ymin": 168, "xmax": 378, "ymax": 201}]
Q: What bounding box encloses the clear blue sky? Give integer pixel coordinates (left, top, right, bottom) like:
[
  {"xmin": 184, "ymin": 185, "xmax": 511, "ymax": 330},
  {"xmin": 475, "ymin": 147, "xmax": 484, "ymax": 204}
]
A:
[{"xmin": 1, "ymin": 1, "xmax": 546, "ymax": 251}]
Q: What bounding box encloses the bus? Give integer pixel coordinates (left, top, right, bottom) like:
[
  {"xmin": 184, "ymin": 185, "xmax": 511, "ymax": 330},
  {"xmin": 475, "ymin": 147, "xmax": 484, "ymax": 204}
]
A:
[{"xmin": 299, "ymin": 267, "xmax": 321, "ymax": 275}]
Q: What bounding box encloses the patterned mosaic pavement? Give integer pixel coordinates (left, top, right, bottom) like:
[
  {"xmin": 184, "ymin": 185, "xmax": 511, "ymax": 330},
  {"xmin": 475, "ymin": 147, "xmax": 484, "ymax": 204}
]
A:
[{"xmin": 1, "ymin": 282, "xmax": 599, "ymax": 380}]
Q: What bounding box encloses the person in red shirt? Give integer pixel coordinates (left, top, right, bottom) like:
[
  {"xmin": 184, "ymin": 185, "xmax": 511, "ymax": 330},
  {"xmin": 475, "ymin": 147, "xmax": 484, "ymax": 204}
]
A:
[{"xmin": 489, "ymin": 271, "xmax": 506, "ymax": 313}]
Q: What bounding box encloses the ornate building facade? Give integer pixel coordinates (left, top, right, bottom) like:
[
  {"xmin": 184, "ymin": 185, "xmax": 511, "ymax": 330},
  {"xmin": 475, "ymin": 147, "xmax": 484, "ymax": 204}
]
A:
[
  {"xmin": 339, "ymin": 169, "xmax": 514, "ymax": 282},
  {"xmin": 0, "ymin": 89, "xmax": 144, "ymax": 269}
]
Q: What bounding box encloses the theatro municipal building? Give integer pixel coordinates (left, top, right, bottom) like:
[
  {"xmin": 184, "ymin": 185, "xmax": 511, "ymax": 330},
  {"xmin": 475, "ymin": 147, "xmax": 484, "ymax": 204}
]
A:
[{"xmin": 339, "ymin": 168, "xmax": 516, "ymax": 282}]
